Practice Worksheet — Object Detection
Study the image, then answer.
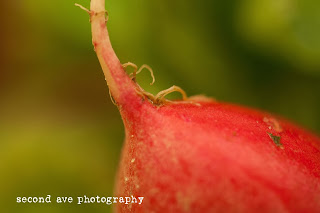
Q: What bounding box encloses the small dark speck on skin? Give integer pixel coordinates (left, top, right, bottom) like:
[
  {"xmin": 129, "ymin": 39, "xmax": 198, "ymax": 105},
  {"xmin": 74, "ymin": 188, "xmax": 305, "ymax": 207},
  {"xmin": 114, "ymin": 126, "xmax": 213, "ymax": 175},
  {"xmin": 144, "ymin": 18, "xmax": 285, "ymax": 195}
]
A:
[{"xmin": 267, "ymin": 132, "xmax": 284, "ymax": 149}]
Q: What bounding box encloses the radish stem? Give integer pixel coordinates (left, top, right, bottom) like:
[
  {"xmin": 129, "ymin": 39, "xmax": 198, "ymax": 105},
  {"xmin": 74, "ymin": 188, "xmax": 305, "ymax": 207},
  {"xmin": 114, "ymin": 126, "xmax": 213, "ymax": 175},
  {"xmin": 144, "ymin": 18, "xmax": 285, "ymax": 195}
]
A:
[{"xmin": 90, "ymin": 0, "xmax": 139, "ymax": 105}]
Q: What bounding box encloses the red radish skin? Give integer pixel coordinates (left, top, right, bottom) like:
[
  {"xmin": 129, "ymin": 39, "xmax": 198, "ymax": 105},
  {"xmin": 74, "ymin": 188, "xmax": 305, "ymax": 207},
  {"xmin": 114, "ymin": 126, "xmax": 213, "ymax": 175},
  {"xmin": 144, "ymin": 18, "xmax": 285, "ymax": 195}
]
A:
[{"xmin": 82, "ymin": 0, "xmax": 320, "ymax": 212}]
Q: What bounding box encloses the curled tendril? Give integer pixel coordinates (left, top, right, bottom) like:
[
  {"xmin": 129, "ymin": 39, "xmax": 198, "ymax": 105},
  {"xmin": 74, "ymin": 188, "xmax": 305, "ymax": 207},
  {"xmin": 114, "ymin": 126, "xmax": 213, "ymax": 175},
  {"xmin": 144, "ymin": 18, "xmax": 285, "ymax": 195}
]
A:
[
  {"xmin": 135, "ymin": 65, "xmax": 155, "ymax": 85},
  {"xmin": 122, "ymin": 62, "xmax": 156, "ymax": 102},
  {"xmin": 122, "ymin": 62, "xmax": 138, "ymax": 81},
  {"xmin": 154, "ymin": 85, "xmax": 187, "ymax": 105},
  {"xmin": 123, "ymin": 63, "xmax": 155, "ymax": 86},
  {"xmin": 135, "ymin": 85, "xmax": 156, "ymax": 103}
]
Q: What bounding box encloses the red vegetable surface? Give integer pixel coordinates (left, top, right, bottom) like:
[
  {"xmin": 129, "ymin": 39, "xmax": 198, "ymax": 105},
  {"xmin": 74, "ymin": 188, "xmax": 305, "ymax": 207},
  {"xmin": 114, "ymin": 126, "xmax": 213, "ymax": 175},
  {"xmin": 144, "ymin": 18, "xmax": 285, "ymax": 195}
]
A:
[{"xmin": 80, "ymin": 0, "xmax": 320, "ymax": 212}]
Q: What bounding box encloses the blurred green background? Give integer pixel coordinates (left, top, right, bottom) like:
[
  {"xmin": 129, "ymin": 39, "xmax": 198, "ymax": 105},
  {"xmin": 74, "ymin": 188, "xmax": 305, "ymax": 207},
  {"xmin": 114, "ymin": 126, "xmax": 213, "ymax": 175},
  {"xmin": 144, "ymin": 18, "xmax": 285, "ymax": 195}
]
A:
[{"xmin": 1, "ymin": 0, "xmax": 320, "ymax": 212}]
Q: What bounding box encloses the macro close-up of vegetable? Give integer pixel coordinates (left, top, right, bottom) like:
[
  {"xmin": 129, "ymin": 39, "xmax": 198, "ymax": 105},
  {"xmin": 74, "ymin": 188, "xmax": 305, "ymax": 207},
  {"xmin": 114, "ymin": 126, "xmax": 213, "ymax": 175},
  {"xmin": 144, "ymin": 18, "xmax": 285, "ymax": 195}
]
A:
[
  {"xmin": 2, "ymin": 0, "xmax": 320, "ymax": 213},
  {"xmin": 78, "ymin": 0, "xmax": 320, "ymax": 212}
]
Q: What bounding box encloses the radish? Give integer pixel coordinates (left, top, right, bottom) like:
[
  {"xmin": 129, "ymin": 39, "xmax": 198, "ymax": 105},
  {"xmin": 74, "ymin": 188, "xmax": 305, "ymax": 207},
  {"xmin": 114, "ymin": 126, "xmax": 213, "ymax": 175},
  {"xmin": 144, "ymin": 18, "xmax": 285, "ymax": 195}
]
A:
[{"xmin": 77, "ymin": 0, "xmax": 320, "ymax": 212}]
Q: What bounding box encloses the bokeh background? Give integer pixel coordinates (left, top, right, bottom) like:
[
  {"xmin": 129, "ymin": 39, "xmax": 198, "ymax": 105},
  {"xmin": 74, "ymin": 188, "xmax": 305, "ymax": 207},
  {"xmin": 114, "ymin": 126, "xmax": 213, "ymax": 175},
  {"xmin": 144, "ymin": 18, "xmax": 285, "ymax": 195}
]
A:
[{"xmin": 1, "ymin": 0, "xmax": 320, "ymax": 212}]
